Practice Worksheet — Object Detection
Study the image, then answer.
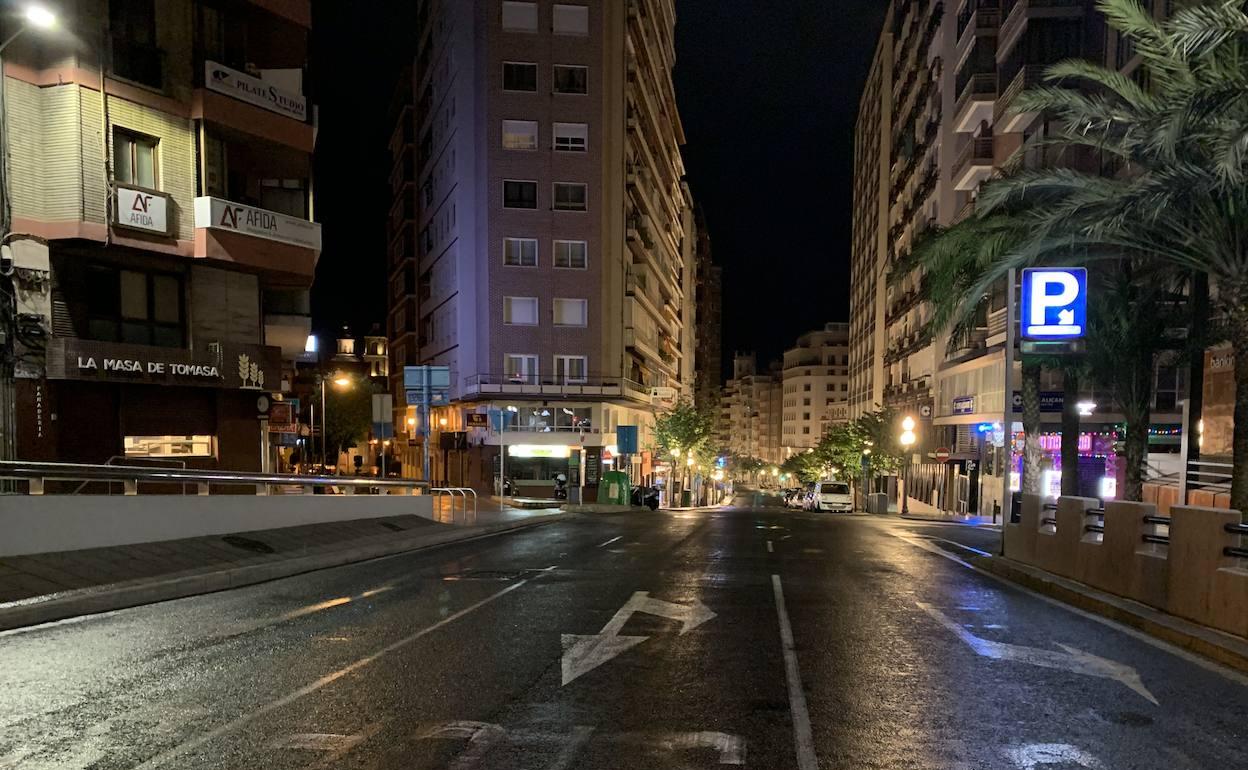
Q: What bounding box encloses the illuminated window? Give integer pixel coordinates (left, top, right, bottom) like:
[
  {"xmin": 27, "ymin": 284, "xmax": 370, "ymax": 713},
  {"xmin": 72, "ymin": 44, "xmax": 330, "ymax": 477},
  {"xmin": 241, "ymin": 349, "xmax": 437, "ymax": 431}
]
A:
[
  {"xmin": 502, "ymin": 120, "xmax": 538, "ymax": 150},
  {"xmin": 553, "ymin": 298, "xmax": 587, "ymax": 326},
  {"xmin": 124, "ymin": 435, "xmax": 215, "ymax": 458},
  {"xmin": 503, "ymin": 296, "xmax": 538, "ymax": 325}
]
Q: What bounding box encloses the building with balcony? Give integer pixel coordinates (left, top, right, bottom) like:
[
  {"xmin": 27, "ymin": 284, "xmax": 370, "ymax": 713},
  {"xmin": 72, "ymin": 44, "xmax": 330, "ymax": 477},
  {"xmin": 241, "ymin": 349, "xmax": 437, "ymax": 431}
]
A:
[
  {"xmin": 719, "ymin": 354, "xmax": 782, "ymax": 467},
  {"xmin": 385, "ymin": 0, "xmax": 698, "ymax": 495},
  {"xmin": 7, "ymin": 0, "xmax": 318, "ymax": 472},
  {"xmin": 692, "ymin": 207, "xmax": 721, "ymax": 410},
  {"xmin": 781, "ymin": 323, "xmax": 851, "ymax": 456}
]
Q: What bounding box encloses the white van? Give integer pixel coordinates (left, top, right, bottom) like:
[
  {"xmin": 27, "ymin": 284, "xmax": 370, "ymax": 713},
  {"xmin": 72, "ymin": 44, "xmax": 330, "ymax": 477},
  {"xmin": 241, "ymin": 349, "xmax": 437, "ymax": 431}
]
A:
[{"xmin": 811, "ymin": 480, "xmax": 853, "ymax": 512}]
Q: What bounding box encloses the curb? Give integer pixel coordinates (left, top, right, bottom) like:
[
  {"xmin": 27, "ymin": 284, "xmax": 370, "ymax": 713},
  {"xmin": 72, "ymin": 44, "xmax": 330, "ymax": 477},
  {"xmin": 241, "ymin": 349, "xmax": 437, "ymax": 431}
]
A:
[
  {"xmin": 969, "ymin": 553, "xmax": 1248, "ymax": 676},
  {"xmin": 900, "ymin": 513, "xmax": 1001, "ymax": 528},
  {"xmin": 0, "ymin": 514, "xmax": 573, "ymax": 632}
]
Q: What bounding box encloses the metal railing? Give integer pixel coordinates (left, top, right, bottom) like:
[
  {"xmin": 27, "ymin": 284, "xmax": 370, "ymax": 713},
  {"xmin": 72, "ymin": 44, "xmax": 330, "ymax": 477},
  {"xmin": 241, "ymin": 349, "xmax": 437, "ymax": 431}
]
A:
[
  {"xmin": 0, "ymin": 461, "xmax": 430, "ymax": 496},
  {"xmin": 431, "ymin": 487, "xmax": 479, "ymax": 525},
  {"xmin": 72, "ymin": 455, "xmax": 188, "ymax": 496}
]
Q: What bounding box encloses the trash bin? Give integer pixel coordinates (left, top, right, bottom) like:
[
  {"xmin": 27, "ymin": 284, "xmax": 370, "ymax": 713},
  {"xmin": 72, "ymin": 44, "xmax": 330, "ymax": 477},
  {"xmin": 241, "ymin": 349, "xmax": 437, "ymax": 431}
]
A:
[
  {"xmin": 680, "ymin": 490, "xmax": 692, "ymax": 508},
  {"xmin": 600, "ymin": 471, "xmax": 631, "ymax": 506}
]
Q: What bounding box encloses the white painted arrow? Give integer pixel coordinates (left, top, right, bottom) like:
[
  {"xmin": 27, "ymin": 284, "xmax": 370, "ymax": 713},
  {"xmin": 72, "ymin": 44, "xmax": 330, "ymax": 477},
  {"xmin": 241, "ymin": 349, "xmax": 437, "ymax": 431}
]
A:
[
  {"xmin": 1006, "ymin": 743, "xmax": 1103, "ymax": 769},
  {"xmin": 562, "ymin": 592, "xmax": 716, "ymax": 685},
  {"xmin": 918, "ymin": 603, "xmax": 1157, "ymax": 705}
]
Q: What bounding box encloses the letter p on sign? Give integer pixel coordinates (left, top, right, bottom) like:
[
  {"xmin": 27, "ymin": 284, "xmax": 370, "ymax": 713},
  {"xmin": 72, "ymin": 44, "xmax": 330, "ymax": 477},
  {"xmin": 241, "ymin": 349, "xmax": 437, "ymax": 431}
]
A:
[{"xmin": 1021, "ymin": 268, "xmax": 1087, "ymax": 339}]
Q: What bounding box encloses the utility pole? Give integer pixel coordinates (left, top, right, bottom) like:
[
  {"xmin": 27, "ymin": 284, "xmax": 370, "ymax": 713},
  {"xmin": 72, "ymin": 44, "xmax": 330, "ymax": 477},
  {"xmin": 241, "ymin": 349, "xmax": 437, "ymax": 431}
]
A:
[{"xmin": 1000, "ymin": 268, "xmax": 1017, "ymax": 539}]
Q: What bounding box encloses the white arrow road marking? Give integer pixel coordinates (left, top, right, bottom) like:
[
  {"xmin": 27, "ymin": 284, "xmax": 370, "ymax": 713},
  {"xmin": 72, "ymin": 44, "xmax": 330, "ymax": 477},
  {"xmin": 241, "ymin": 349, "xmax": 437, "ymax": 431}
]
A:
[
  {"xmin": 561, "ymin": 592, "xmax": 716, "ymax": 684},
  {"xmin": 918, "ymin": 603, "xmax": 1158, "ymax": 705},
  {"xmin": 1006, "ymin": 743, "xmax": 1102, "ymax": 769},
  {"xmin": 658, "ymin": 731, "xmax": 746, "ymax": 765},
  {"xmin": 416, "ymin": 721, "xmax": 507, "ymax": 770}
]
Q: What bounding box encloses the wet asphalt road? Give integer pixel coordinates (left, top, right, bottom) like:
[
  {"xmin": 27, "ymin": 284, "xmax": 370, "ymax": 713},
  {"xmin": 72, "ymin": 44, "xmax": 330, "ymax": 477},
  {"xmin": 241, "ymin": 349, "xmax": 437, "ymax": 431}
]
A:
[{"xmin": 2, "ymin": 495, "xmax": 1248, "ymax": 769}]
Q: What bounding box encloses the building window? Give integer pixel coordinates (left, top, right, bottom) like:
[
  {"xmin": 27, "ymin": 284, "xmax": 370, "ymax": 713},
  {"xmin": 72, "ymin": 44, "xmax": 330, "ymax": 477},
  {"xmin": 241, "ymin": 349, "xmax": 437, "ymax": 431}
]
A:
[
  {"xmin": 502, "ymin": 120, "xmax": 538, "ymax": 150},
  {"xmin": 504, "ymin": 237, "xmax": 538, "ymax": 266},
  {"xmin": 553, "ymin": 65, "xmax": 588, "ymax": 94},
  {"xmin": 124, "ymin": 435, "xmax": 215, "ymax": 458},
  {"xmin": 503, "ymin": 296, "xmax": 538, "ymax": 325},
  {"xmin": 803, "ymin": 412, "xmax": 810, "ymax": 420},
  {"xmin": 555, "ymin": 354, "xmax": 588, "ymax": 383},
  {"xmin": 553, "ymin": 122, "xmax": 588, "ymax": 152},
  {"xmin": 504, "ymin": 180, "xmax": 538, "ymax": 209},
  {"xmin": 803, "ymin": 383, "xmax": 811, "ymax": 391},
  {"xmin": 803, "ymin": 398, "xmax": 811, "ymax": 405},
  {"xmin": 86, "ymin": 265, "xmax": 183, "ymax": 348},
  {"xmin": 554, "ymin": 240, "xmax": 588, "ymax": 269},
  {"xmin": 553, "ymin": 297, "xmax": 588, "ymax": 326},
  {"xmin": 802, "ymin": 427, "xmax": 811, "ymax": 435},
  {"xmin": 113, "ymin": 129, "xmax": 158, "ymax": 189},
  {"xmin": 552, "ymin": 3, "xmax": 589, "ymax": 35},
  {"xmin": 553, "ymin": 182, "xmax": 587, "ymax": 211},
  {"xmin": 501, "ymin": 1, "xmax": 539, "ymax": 31},
  {"xmin": 504, "ymin": 354, "xmax": 538, "ymax": 383},
  {"xmin": 502, "ymin": 61, "xmax": 538, "ymax": 92},
  {"xmin": 110, "ymin": 0, "xmax": 162, "ymax": 89}
]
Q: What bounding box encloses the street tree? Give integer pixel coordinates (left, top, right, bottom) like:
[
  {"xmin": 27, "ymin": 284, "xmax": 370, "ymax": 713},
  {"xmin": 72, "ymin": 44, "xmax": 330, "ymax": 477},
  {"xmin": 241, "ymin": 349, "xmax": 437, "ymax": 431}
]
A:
[{"xmin": 323, "ymin": 383, "xmax": 373, "ymax": 471}]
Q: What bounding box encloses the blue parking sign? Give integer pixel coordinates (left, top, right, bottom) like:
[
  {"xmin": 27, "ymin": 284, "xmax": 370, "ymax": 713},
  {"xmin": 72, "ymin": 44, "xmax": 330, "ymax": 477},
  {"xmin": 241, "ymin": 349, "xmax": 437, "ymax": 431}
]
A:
[{"xmin": 1021, "ymin": 268, "xmax": 1087, "ymax": 340}]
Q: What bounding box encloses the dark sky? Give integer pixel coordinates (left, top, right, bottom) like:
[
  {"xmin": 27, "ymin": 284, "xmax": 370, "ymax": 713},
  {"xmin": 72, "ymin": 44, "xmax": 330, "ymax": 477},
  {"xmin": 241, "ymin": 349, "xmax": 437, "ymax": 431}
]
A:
[{"xmin": 309, "ymin": 0, "xmax": 888, "ymax": 377}]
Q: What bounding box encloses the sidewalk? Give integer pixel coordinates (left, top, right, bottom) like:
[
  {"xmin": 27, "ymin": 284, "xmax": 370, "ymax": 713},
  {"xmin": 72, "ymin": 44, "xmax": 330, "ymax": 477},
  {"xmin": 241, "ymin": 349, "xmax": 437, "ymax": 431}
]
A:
[{"xmin": 0, "ymin": 506, "xmax": 568, "ymax": 632}]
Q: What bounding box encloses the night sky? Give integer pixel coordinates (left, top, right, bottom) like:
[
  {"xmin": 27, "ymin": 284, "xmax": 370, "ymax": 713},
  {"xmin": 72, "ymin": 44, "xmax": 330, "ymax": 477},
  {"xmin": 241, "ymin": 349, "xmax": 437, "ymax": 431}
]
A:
[{"xmin": 309, "ymin": 0, "xmax": 888, "ymax": 379}]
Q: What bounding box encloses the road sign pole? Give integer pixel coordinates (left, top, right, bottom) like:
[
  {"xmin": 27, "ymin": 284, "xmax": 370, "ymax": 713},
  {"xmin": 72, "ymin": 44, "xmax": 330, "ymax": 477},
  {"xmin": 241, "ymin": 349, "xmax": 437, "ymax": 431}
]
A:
[
  {"xmin": 422, "ymin": 365, "xmax": 432, "ymax": 483},
  {"xmin": 1001, "ymin": 268, "xmax": 1016, "ymax": 538}
]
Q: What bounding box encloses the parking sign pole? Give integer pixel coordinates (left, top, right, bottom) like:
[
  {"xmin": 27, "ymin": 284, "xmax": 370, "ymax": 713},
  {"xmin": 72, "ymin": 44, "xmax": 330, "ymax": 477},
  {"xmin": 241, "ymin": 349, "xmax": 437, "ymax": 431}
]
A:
[{"xmin": 1000, "ymin": 268, "xmax": 1016, "ymax": 537}]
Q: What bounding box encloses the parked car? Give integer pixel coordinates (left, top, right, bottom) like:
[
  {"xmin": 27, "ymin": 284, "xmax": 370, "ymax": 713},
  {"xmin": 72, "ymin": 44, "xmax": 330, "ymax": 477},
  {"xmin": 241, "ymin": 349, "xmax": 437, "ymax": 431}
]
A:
[{"xmin": 810, "ymin": 480, "xmax": 853, "ymax": 512}]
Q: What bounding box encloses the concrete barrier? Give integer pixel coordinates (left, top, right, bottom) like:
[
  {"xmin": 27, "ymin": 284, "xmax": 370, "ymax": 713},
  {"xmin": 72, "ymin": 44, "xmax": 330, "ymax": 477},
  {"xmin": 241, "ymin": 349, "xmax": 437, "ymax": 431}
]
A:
[
  {"xmin": 0, "ymin": 494, "xmax": 435, "ymax": 557},
  {"xmin": 1002, "ymin": 495, "xmax": 1246, "ymax": 640}
]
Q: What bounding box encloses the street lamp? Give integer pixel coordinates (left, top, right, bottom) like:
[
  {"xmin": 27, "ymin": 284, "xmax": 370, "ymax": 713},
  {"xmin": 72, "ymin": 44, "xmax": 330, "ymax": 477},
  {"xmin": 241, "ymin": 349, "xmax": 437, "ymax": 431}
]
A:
[
  {"xmin": 320, "ymin": 370, "xmax": 353, "ymax": 472},
  {"xmin": 899, "ymin": 415, "xmax": 917, "ymax": 515},
  {"xmin": 1, "ymin": 5, "xmax": 57, "ymax": 53}
]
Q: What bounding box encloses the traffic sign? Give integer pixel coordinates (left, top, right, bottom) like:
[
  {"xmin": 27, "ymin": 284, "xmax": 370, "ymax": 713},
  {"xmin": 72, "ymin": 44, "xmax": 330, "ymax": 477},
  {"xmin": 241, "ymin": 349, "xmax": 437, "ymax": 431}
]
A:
[
  {"xmin": 935, "ymin": 447, "xmax": 951, "ymax": 463},
  {"xmin": 1021, "ymin": 267, "xmax": 1087, "ymax": 340}
]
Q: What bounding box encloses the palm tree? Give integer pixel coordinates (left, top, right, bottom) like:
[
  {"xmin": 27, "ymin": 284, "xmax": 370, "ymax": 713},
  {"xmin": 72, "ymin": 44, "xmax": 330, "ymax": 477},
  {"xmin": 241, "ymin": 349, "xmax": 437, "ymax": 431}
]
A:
[{"xmin": 940, "ymin": 0, "xmax": 1248, "ymax": 507}]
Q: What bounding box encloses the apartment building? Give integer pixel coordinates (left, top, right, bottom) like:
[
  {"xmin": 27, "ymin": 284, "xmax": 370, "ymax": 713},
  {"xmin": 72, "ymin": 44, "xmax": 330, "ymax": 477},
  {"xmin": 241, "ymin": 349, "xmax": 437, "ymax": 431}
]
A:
[
  {"xmin": 782, "ymin": 323, "xmax": 850, "ymax": 455},
  {"xmin": 692, "ymin": 207, "xmax": 721, "ymax": 410},
  {"xmin": 386, "ymin": 0, "xmax": 697, "ymax": 494},
  {"xmin": 719, "ymin": 353, "xmax": 782, "ymax": 466},
  {"xmin": 6, "ymin": 0, "xmax": 318, "ymax": 471},
  {"xmin": 851, "ymin": 0, "xmax": 1183, "ymax": 516}
]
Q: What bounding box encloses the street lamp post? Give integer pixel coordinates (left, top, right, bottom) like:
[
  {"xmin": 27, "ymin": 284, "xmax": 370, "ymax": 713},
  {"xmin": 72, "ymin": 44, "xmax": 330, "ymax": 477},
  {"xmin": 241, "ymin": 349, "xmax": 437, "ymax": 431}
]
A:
[
  {"xmin": 900, "ymin": 416, "xmax": 917, "ymax": 516},
  {"xmin": 319, "ymin": 371, "xmax": 353, "ymax": 472}
]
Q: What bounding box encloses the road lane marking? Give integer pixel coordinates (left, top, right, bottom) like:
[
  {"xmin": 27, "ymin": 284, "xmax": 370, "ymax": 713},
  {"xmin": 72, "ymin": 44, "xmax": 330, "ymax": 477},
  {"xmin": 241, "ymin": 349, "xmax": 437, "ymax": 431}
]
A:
[
  {"xmin": 659, "ymin": 731, "xmax": 746, "ymax": 765},
  {"xmin": 771, "ymin": 574, "xmax": 818, "ymax": 770},
  {"xmin": 417, "ymin": 721, "xmax": 508, "ymax": 770},
  {"xmin": 133, "ymin": 569, "xmax": 554, "ymax": 770},
  {"xmin": 918, "ymin": 603, "xmax": 1158, "ymax": 704},
  {"xmin": 561, "ymin": 592, "xmax": 716, "ymax": 684},
  {"xmin": 1005, "ymin": 743, "xmax": 1102, "ymax": 769},
  {"xmin": 767, "ymin": 540, "xmax": 774, "ymax": 553},
  {"xmin": 887, "ymin": 529, "xmax": 1248, "ymax": 687},
  {"xmin": 598, "ymin": 536, "xmax": 623, "ymax": 548}
]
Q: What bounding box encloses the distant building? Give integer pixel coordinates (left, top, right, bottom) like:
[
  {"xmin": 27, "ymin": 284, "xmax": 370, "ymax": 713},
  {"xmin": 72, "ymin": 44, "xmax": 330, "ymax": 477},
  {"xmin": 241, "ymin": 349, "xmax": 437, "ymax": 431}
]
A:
[
  {"xmin": 693, "ymin": 208, "xmax": 722, "ymax": 411},
  {"xmin": 719, "ymin": 354, "xmax": 783, "ymax": 466},
  {"xmin": 782, "ymin": 323, "xmax": 850, "ymax": 456},
  {"xmin": 385, "ymin": 1, "xmax": 699, "ymax": 493}
]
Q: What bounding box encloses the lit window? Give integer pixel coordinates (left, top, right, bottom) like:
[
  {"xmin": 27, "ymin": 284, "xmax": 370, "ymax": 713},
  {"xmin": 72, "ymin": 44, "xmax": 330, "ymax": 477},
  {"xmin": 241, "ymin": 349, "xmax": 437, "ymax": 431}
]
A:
[
  {"xmin": 553, "ymin": 65, "xmax": 588, "ymax": 94},
  {"xmin": 552, "ymin": 3, "xmax": 588, "ymax": 35},
  {"xmin": 502, "ymin": 1, "xmax": 538, "ymax": 31},
  {"xmin": 124, "ymin": 435, "xmax": 215, "ymax": 458},
  {"xmin": 113, "ymin": 129, "xmax": 158, "ymax": 189},
  {"xmin": 504, "ymin": 238, "xmax": 538, "ymax": 266},
  {"xmin": 504, "ymin": 354, "xmax": 538, "ymax": 383},
  {"xmin": 553, "ymin": 122, "xmax": 588, "ymax": 152},
  {"xmin": 502, "ymin": 61, "xmax": 538, "ymax": 92},
  {"xmin": 553, "ymin": 297, "xmax": 587, "ymax": 326},
  {"xmin": 503, "ymin": 296, "xmax": 538, "ymax": 325},
  {"xmin": 502, "ymin": 120, "xmax": 538, "ymax": 150},
  {"xmin": 554, "ymin": 240, "xmax": 587, "ymax": 269},
  {"xmin": 553, "ymin": 182, "xmax": 587, "ymax": 211}
]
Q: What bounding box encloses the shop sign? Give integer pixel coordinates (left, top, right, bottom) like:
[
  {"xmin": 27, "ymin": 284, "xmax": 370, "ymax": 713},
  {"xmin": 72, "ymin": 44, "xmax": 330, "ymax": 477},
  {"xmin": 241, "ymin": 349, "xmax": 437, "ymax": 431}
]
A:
[
  {"xmin": 46, "ymin": 339, "xmax": 281, "ymax": 390},
  {"xmin": 194, "ymin": 196, "xmax": 322, "ymax": 250},
  {"xmin": 466, "ymin": 412, "xmax": 489, "ymax": 428},
  {"xmin": 509, "ymin": 444, "xmax": 570, "ymax": 459},
  {"xmin": 585, "ymin": 449, "xmax": 602, "ymax": 485},
  {"xmin": 114, "ymin": 186, "xmax": 170, "ymax": 235},
  {"xmin": 269, "ymin": 401, "xmax": 298, "ymax": 433},
  {"xmin": 205, "ymin": 60, "xmax": 307, "ymax": 121},
  {"xmin": 952, "ymin": 396, "xmax": 975, "ymax": 415},
  {"xmin": 1012, "ymin": 391, "xmax": 1065, "ymax": 413}
]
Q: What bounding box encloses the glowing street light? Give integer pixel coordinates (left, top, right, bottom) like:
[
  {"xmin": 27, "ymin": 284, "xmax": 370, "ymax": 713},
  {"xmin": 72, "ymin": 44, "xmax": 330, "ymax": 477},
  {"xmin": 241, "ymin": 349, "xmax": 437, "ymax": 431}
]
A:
[
  {"xmin": 899, "ymin": 415, "xmax": 917, "ymax": 514},
  {"xmin": 24, "ymin": 5, "xmax": 56, "ymax": 29}
]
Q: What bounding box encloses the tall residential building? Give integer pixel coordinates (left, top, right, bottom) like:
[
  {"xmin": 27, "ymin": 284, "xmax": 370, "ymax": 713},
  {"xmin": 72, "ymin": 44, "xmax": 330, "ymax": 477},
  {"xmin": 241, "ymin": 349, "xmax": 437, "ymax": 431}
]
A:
[
  {"xmin": 692, "ymin": 208, "xmax": 721, "ymax": 410},
  {"xmin": 719, "ymin": 353, "xmax": 782, "ymax": 466},
  {"xmin": 6, "ymin": 0, "xmax": 317, "ymax": 471},
  {"xmin": 851, "ymin": 0, "xmax": 1182, "ymax": 516},
  {"xmin": 782, "ymin": 323, "xmax": 851, "ymax": 455},
  {"xmin": 386, "ymin": 0, "xmax": 697, "ymax": 493}
]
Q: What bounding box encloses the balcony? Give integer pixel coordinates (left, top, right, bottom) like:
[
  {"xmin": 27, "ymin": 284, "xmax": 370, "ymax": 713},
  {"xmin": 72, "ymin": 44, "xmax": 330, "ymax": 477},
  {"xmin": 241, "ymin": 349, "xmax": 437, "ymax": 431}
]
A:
[
  {"xmin": 953, "ymin": 137, "xmax": 996, "ymax": 191},
  {"xmin": 193, "ymin": 197, "xmax": 321, "ymax": 283},
  {"xmin": 956, "ymin": 0, "xmax": 1001, "ymax": 51},
  {"xmin": 461, "ymin": 373, "xmax": 650, "ymax": 404},
  {"xmin": 953, "ymin": 73, "xmax": 998, "ymax": 133},
  {"xmin": 995, "ymin": 65, "xmax": 1043, "ymax": 133},
  {"xmin": 999, "ymin": 0, "xmax": 1086, "ymax": 56}
]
